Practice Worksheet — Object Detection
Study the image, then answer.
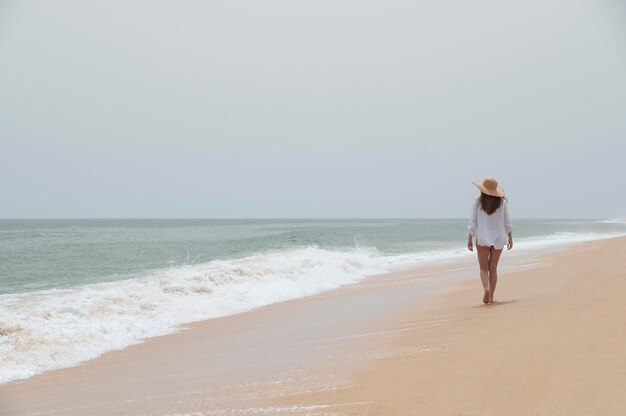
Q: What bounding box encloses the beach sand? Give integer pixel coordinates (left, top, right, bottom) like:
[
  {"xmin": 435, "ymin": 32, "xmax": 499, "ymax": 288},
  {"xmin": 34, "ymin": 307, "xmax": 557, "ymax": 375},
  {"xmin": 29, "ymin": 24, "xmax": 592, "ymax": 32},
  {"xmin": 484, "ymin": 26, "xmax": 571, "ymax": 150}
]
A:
[{"xmin": 2, "ymin": 237, "xmax": 626, "ymax": 415}]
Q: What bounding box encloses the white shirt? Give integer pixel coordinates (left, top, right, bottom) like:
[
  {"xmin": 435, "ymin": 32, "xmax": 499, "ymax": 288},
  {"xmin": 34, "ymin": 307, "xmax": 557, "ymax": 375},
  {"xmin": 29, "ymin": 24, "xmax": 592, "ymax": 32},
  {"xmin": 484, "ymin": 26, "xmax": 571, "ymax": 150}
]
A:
[{"xmin": 468, "ymin": 198, "xmax": 512, "ymax": 249}]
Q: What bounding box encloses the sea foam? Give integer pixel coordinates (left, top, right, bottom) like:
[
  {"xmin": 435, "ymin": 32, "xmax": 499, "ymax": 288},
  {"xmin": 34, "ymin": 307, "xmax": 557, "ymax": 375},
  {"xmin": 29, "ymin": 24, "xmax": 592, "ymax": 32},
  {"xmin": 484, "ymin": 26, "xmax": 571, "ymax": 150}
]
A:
[
  {"xmin": 0, "ymin": 246, "xmax": 388, "ymax": 384},
  {"xmin": 598, "ymin": 218, "xmax": 626, "ymax": 224}
]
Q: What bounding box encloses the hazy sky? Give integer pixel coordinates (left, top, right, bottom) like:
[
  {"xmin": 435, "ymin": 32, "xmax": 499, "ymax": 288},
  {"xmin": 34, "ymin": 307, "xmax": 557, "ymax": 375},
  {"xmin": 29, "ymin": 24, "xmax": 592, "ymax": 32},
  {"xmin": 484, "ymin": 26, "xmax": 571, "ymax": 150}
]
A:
[{"xmin": 1, "ymin": 0, "xmax": 625, "ymax": 218}]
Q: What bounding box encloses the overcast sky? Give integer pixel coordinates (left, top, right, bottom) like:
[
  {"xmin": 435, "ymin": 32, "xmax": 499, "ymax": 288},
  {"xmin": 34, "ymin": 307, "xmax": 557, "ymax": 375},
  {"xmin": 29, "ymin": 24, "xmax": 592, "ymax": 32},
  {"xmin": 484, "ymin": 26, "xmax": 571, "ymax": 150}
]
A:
[{"xmin": 1, "ymin": 0, "xmax": 625, "ymax": 218}]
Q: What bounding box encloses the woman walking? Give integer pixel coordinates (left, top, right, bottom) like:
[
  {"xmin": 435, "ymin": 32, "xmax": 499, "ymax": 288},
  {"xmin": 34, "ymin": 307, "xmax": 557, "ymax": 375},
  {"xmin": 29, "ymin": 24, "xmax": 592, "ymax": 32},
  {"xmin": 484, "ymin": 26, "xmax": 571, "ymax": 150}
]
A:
[{"xmin": 467, "ymin": 177, "xmax": 513, "ymax": 304}]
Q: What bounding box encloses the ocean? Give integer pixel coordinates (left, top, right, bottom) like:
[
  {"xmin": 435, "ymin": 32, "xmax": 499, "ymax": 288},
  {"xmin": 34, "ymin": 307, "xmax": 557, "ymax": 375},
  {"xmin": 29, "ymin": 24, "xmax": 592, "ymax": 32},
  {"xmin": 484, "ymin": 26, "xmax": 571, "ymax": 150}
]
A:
[{"xmin": 1, "ymin": 218, "xmax": 625, "ymax": 384}]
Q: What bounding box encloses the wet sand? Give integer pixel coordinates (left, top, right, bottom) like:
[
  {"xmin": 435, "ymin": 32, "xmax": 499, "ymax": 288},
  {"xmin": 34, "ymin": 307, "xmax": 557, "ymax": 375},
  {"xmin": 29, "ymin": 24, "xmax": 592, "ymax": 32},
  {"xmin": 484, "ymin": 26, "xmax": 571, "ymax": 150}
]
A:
[{"xmin": 2, "ymin": 238, "xmax": 625, "ymax": 415}]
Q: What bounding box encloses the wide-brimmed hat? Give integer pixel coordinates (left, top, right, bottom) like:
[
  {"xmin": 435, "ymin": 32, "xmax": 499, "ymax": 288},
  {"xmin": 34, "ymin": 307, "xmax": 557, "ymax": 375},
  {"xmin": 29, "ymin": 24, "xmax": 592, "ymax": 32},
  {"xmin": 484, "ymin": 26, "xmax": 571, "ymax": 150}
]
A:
[{"xmin": 473, "ymin": 177, "xmax": 505, "ymax": 197}]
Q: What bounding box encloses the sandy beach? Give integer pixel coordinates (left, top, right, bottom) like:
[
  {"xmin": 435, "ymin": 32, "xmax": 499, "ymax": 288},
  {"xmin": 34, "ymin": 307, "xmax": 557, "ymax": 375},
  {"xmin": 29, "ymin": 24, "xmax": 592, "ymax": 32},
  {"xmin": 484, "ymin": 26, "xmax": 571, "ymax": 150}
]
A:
[
  {"xmin": 2, "ymin": 237, "xmax": 626, "ymax": 415},
  {"xmin": 273, "ymin": 236, "xmax": 626, "ymax": 415}
]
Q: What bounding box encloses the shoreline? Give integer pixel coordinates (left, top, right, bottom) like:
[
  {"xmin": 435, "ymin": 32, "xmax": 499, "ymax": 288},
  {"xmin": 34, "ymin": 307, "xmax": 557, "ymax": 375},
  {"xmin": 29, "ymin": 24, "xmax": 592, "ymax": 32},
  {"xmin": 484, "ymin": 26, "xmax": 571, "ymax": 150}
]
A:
[
  {"xmin": 272, "ymin": 236, "xmax": 626, "ymax": 415},
  {"xmin": 1, "ymin": 256, "xmax": 481, "ymax": 415},
  {"xmin": 2, "ymin": 237, "xmax": 626, "ymax": 415},
  {"xmin": 0, "ymin": 233, "xmax": 566, "ymax": 386}
]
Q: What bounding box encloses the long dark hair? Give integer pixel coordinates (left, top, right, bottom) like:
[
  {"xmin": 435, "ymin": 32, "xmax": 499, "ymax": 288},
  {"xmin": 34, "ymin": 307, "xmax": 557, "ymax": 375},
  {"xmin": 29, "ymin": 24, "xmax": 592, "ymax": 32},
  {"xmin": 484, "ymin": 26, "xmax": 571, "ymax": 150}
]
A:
[{"xmin": 480, "ymin": 192, "xmax": 502, "ymax": 215}]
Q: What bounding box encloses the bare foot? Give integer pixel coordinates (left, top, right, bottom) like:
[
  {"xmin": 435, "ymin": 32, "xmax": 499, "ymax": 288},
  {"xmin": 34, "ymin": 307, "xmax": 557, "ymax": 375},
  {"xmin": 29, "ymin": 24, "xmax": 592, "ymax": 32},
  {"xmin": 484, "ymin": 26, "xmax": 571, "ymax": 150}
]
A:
[{"xmin": 483, "ymin": 290, "xmax": 490, "ymax": 304}]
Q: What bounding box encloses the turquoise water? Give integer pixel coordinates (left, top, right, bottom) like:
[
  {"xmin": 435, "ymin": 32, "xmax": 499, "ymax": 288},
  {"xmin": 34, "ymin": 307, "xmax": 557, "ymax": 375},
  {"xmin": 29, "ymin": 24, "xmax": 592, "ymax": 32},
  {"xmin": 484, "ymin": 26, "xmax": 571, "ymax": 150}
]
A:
[{"xmin": 1, "ymin": 218, "xmax": 625, "ymax": 384}]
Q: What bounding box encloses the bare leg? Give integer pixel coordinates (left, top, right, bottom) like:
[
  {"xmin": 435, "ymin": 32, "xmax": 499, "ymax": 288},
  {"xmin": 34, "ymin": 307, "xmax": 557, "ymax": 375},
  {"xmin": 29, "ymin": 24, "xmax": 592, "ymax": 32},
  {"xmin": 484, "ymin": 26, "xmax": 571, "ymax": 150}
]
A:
[
  {"xmin": 476, "ymin": 245, "xmax": 490, "ymax": 303},
  {"xmin": 488, "ymin": 246, "xmax": 503, "ymax": 303}
]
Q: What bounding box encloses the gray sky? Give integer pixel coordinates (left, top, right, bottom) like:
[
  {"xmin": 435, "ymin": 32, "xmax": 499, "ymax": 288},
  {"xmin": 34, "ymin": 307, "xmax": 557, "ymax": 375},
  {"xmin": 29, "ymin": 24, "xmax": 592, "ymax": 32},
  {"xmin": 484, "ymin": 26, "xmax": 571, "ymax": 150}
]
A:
[{"xmin": 1, "ymin": 0, "xmax": 625, "ymax": 218}]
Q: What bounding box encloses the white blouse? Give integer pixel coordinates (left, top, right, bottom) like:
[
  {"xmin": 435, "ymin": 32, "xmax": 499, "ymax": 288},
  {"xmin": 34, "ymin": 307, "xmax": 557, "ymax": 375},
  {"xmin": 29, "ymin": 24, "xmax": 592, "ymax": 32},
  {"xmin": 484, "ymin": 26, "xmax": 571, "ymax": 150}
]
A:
[{"xmin": 468, "ymin": 198, "xmax": 512, "ymax": 249}]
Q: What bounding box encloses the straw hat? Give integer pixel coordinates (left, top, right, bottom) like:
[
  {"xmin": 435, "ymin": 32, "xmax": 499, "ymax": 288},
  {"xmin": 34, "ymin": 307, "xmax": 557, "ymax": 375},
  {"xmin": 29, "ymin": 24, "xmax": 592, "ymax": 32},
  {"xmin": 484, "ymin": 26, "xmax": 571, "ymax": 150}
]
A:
[{"xmin": 473, "ymin": 177, "xmax": 505, "ymax": 197}]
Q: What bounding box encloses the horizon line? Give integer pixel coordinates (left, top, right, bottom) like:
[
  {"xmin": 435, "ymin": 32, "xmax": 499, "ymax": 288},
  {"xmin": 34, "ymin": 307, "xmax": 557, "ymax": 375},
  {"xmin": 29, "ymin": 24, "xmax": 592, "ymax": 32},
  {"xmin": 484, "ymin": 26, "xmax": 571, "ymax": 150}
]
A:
[{"xmin": 0, "ymin": 217, "xmax": 614, "ymax": 221}]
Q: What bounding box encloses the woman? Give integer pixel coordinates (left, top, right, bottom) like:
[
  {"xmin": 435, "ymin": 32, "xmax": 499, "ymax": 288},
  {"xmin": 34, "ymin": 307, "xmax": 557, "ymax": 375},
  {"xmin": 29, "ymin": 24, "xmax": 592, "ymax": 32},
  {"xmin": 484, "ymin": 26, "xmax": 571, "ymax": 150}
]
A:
[{"xmin": 467, "ymin": 177, "xmax": 513, "ymax": 304}]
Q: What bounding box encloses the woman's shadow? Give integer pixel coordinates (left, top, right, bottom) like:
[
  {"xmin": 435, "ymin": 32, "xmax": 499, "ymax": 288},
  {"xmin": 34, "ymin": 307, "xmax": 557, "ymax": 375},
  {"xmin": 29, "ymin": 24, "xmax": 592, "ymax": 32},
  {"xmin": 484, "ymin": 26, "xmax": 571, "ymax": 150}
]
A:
[{"xmin": 473, "ymin": 299, "xmax": 518, "ymax": 308}]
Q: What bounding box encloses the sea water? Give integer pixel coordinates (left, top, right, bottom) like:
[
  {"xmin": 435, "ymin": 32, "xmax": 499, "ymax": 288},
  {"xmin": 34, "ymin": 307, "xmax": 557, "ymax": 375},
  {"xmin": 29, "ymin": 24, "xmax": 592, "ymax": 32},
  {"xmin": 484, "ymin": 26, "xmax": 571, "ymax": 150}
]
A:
[{"xmin": 1, "ymin": 218, "xmax": 625, "ymax": 384}]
